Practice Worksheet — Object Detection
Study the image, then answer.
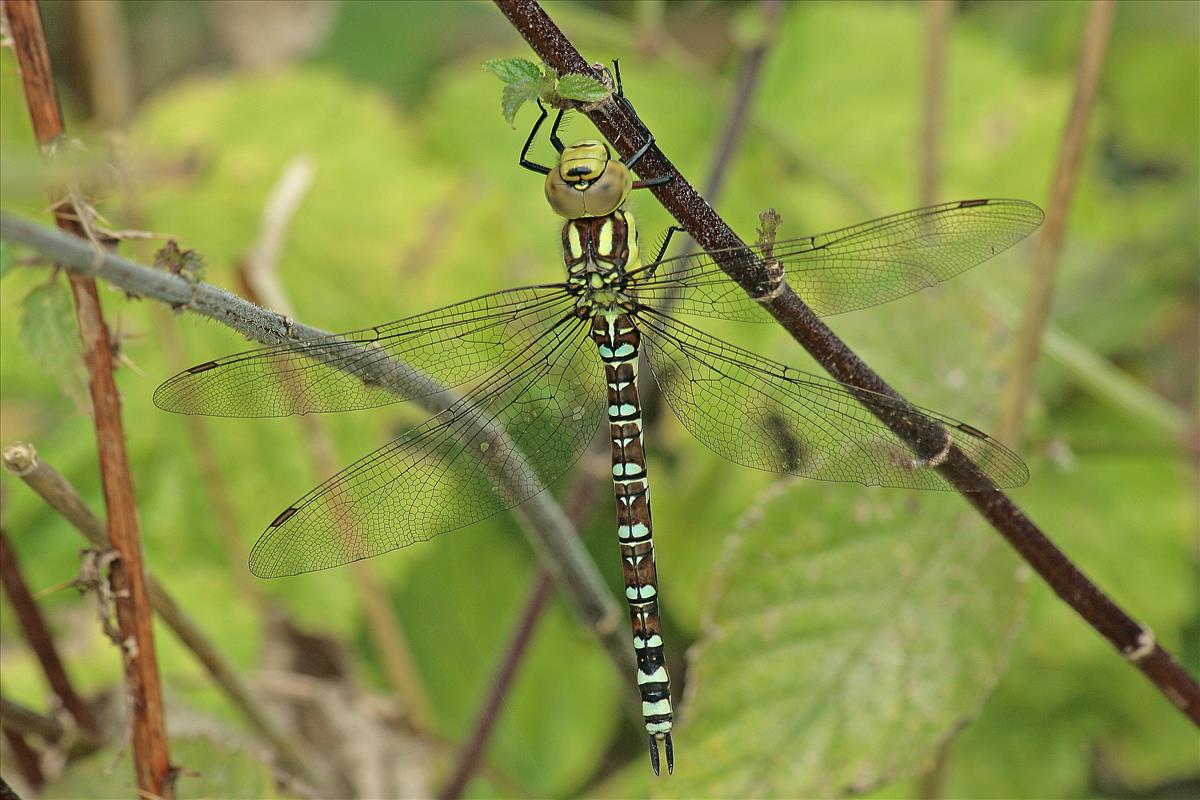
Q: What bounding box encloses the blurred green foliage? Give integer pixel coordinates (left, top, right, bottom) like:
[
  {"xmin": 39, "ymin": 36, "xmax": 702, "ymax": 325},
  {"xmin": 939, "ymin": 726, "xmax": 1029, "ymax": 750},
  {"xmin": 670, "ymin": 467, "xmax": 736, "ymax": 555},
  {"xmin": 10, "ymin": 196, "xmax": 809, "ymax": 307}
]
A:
[{"xmin": 1, "ymin": 2, "xmax": 1195, "ymax": 798}]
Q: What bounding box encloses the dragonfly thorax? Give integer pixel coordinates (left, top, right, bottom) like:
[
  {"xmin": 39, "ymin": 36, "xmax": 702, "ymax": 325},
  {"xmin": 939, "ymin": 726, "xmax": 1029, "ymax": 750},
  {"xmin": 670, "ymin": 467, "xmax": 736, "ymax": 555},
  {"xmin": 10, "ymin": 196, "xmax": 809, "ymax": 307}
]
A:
[
  {"xmin": 545, "ymin": 139, "xmax": 633, "ymax": 219},
  {"xmin": 563, "ymin": 211, "xmax": 641, "ymax": 316}
]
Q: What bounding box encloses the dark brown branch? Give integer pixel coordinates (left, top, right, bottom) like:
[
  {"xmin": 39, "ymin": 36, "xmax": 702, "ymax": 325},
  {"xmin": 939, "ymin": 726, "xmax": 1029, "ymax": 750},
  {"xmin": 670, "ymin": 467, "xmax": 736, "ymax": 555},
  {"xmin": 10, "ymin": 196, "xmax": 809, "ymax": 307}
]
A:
[
  {"xmin": 4, "ymin": 1, "xmax": 172, "ymax": 794},
  {"xmin": 1, "ymin": 443, "xmax": 337, "ymax": 797},
  {"xmin": 998, "ymin": 0, "xmax": 1116, "ymax": 443},
  {"xmin": 0, "ymin": 532, "xmax": 98, "ymax": 739},
  {"xmin": 492, "ymin": 0, "xmax": 1200, "ymax": 727}
]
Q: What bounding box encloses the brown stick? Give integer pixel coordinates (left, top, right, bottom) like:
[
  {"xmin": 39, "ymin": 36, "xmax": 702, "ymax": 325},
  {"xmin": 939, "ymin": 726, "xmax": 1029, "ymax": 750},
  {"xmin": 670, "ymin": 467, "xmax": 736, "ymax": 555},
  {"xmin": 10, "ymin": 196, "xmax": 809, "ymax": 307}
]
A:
[
  {"xmin": 490, "ymin": 0, "xmax": 1200, "ymax": 727},
  {"xmin": 4, "ymin": 1, "xmax": 172, "ymax": 794},
  {"xmin": 1, "ymin": 443, "xmax": 336, "ymax": 796},
  {"xmin": 0, "ymin": 532, "xmax": 98, "ymax": 739},
  {"xmin": 998, "ymin": 0, "xmax": 1116, "ymax": 444}
]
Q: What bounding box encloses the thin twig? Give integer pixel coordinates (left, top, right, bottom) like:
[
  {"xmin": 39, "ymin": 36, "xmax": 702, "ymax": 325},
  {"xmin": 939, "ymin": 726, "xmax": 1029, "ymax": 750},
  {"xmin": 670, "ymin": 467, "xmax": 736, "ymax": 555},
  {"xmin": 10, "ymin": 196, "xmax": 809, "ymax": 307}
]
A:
[
  {"xmin": 916, "ymin": 6, "xmax": 955, "ymax": 794},
  {"xmin": 998, "ymin": 0, "xmax": 1116, "ymax": 444},
  {"xmin": 0, "ymin": 696, "xmax": 65, "ymax": 745},
  {"xmin": 0, "ymin": 532, "xmax": 98, "ymax": 739},
  {"xmin": 440, "ymin": 573, "xmax": 557, "ymax": 800},
  {"xmin": 0, "ymin": 443, "xmax": 337, "ymax": 797},
  {"xmin": 490, "ymin": 0, "xmax": 1200, "ymax": 727},
  {"xmin": 983, "ymin": 291, "xmax": 1190, "ymax": 437},
  {"xmin": 4, "ymin": 2, "xmax": 172, "ymax": 794},
  {"xmin": 918, "ymin": 0, "xmax": 952, "ymax": 209},
  {"xmin": 73, "ymin": 0, "xmax": 135, "ymax": 127},
  {"xmin": 440, "ymin": 472, "xmax": 602, "ymax": 800},
  {"xmin": 238, "ymin": 156, "xmax": 435, "ymax": 732},
  {"xmin": 701, "ymin": 0, "xmax": 783, "ymax": 205},
  {"xmin": 642, "ymin": 0, "xmax": 782, "ymax": 424},
  {"xmin": 2, "ymin": 724, "xmax": 44, "ymax": 791}
]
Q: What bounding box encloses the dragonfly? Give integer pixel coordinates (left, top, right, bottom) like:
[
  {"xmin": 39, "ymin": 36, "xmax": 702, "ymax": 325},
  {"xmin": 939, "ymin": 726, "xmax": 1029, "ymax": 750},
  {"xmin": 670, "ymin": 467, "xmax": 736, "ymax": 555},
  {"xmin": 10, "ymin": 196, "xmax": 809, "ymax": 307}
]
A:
[{"xmin": 154, "ymin": 82, "xmax": 1043, "ymax": 776}]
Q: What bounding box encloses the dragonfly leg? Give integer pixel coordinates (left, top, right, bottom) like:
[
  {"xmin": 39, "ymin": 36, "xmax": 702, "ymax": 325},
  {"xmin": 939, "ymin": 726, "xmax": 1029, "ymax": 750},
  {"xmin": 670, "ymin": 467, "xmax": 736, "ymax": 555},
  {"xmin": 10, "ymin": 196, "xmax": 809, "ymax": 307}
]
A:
[
  {"xmin": 518, "ymin": 99, "xmax": 555, "ymax": 176},
  {"xmin": 647, "ymin": 225, "xmax": 684, "ymax": 275},
  {"xmin": 643, "ymin": 226, "xmax": 684, "ymax": 278},
  {"xmin": 548, "ymin": 105, "xmax": 567, "ymax": 153},
  {"xmin": 605, "ymin": 59, "xmax": 671, "ymax": 188}
]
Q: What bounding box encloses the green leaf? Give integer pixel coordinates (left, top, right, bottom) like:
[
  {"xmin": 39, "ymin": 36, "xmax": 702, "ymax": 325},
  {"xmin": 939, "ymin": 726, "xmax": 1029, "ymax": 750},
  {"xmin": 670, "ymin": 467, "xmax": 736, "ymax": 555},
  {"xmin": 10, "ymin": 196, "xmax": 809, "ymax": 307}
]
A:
[
  {"xmin": 500, "ymin": 82, "xmax": 538, "ymax": 128},
  {"xmin": 483, "ymin": 59, "xmax": 549, "ymax": 127},
  {"xmin": 43, "ymin": 734, "xmax": 279, "ymax": 799},
  {"xmin": 482, "ymin": 57, "xmax": 543, "ymax": 86},
  {"xmin": 689, "ymin": 491, "xmax": 1024, "ymax": 796},
  {"xmin": 556, "ymin": 73, "xmax": 609, "ymax": 103},
  {"xmin": 20, "ymin": 278, "xmax": 87, "ymax": 407},
  {"xmin": 628, "ymin": 486, "xmax": 1026, "ymax": 798},
  {"xmin": 0, "ymin": 240, "xmax": 13, "ymax": 277}
]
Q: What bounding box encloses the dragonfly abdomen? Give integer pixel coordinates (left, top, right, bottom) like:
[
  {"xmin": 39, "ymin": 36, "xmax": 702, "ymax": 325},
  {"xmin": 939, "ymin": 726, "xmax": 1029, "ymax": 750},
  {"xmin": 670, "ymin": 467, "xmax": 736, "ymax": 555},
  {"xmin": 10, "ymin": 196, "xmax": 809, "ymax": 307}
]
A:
[{"xmin": 591, "ymin": 311, "xmax": 674, "ymax": 775}]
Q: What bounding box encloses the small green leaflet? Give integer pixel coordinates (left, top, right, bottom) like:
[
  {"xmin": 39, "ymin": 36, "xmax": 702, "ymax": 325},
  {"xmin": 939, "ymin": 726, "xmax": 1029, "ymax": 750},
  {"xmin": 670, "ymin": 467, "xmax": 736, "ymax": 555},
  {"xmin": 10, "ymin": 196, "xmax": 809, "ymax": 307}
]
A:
[
  {"xmin": 20, "ymin": 277, "xmax": 88, "ymax": 408},
  {"xmin": 482, "ymin": 57, "xmax": 543, "ymax": 85},
  {"xmin": 555, "ymin": 73, "xmax": 609, "ymax": 103},
  {"xmin": 483, "ymin": 58, "xmax": 610, "ymax": 127}
]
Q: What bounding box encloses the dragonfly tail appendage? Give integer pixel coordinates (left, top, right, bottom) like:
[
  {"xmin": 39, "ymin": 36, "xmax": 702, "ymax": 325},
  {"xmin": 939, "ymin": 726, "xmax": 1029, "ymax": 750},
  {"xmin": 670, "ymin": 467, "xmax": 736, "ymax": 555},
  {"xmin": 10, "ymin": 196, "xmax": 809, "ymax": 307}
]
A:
[{"xmin": 649, "ymin": 731, "xmax": 674, "ymax": 776}]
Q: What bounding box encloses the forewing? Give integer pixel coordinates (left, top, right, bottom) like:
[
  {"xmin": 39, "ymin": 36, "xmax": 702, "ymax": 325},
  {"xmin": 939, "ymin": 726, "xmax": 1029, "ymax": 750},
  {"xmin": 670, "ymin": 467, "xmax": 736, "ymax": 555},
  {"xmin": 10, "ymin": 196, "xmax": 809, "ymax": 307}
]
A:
[
  {"xmin": 638, "ymin": 309, "xmax": 1027, "ymax": 491},
  {"xmin": 248, "ymin": 314, "xmax": 603, "ymax": 577},
  {"xmin": 630, "ymin": 199, "xmax": 1043, "ymax": 321},
  {"xmin": 154, "ymin": 285, "xmax": 575, "ymax": 417}
]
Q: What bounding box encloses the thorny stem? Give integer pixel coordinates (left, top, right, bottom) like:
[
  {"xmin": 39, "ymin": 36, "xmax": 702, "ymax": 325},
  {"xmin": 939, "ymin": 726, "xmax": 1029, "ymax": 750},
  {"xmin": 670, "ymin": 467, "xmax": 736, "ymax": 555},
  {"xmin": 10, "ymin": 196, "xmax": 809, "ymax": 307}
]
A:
[
  {"xmin": 4, "ymin": 1, "xmax": 173, "ymax": 796},
  {"xmin": 0, "ymin": 443, "xmax": 337, "ymax": 797},
  {"xmin": 998, "ymin": 0, "xmax": 1116, "ymax": 444},
  {"xmin": 491, "ymin": 0, "xmax": 1200, "ymax": 726},
  {"xmin": 0, "ymin": 209, "xmax": 635, "ymax": 686}
]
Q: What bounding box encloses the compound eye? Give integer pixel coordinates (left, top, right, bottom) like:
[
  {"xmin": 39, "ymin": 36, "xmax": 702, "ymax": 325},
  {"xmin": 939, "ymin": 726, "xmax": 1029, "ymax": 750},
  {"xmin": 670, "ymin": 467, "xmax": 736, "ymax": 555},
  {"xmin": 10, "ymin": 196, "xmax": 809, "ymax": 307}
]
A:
[
  {"xmin": 545, "ymin": 171, "xmax": 588, "ymax": 219},
  {"xmin": 581, "ymin": 161, "xmax": 633, "ymax": 217}
]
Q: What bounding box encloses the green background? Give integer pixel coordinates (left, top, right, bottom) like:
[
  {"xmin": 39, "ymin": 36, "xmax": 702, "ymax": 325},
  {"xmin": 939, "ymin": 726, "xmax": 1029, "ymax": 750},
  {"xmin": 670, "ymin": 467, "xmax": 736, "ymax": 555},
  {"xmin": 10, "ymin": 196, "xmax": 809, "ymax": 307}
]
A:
[{"xmin": 1, "ymin": 1, "xmax": 1195, "ymax": 797}]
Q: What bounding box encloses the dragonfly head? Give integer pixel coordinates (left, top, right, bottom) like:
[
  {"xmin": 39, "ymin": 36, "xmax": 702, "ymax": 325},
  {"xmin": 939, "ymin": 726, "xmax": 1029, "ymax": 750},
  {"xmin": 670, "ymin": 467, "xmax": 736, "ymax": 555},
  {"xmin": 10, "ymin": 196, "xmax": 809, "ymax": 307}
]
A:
[{"xmin": 545, "ymin": 139, "xmax": 632, "ymax": 219}]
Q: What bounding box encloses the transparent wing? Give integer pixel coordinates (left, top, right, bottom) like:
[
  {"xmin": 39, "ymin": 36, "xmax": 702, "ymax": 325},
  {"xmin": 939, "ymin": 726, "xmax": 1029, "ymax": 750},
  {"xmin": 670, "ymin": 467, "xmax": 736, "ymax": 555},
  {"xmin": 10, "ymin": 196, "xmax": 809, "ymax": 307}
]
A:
[
  {"xmin": 154, "ymin": 285, "xmax": 576, "ymax": 417},
  {"xmin": 248, "ymin": 314, "xmax": 603, "ymax": 577},
  {"xmin": 637, "ymin": 307, "xmax": 1027, "ymax": 490},
  {"xmin": 629, "ymin": 199, "xmax": 1043, "ymax": 321}
]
